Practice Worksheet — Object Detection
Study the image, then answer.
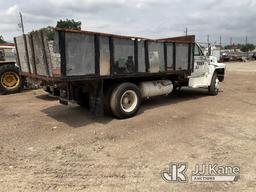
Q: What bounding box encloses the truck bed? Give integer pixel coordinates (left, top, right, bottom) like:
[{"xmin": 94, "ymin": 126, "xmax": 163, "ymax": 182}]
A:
[{"xmin": 15, "ymin": 28, "xmax": 195, "ymax": 82}]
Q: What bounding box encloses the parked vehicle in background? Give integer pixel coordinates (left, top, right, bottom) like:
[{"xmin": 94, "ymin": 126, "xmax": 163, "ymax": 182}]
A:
[
  {"xmin": 0, "ymin": 43, "xmax": 24, "ymax": 94},
  {"xmin": 199, "ymin": 43, "xmax": 221, "ymax": 62},
  {"xmin": 252, "ymin": 53, "xmax": 256, "ymax": 60},
  {"xmin": 220, "ymin": 51, "xmax": 248, "ymax": 62},
  {"xmin": 15, "ymin": 29, "xmax": 225, "ymax": 118}
]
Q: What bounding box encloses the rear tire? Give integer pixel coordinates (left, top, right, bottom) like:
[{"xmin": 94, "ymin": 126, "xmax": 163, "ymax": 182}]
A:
[
  {"xmin": 0, "ymin": 64, "xmax": 24, "ymax": 94},
  {"xmin": 110, "ymin": 83, "xmax": 141, "ymax": 119},
  {"xmin": 208, "ymin": 72, "xmax": 219, "ymax": 96}
]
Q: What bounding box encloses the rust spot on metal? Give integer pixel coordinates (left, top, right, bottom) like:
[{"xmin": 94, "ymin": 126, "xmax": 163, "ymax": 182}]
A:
[{"xmin": 157, "ymin": 35, "xmax": 195, "ymax": 43}]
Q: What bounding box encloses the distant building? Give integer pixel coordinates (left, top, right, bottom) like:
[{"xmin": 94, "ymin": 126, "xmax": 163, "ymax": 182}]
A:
[{"xmin": 0, "ymin": 42, "xmax": 15, "ymax": 48}]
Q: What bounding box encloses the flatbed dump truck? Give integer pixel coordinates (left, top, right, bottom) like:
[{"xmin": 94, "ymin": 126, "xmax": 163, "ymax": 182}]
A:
[{"xmin": 14, "ymin": 28, "xmax": 225, "ymax": 118}]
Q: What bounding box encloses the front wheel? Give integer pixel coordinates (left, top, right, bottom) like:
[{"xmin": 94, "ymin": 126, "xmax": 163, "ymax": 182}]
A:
[
  {"xmin": 208, "ymin": 73, "xmax": 220, "ymax": 96},
  {"xmin": 110, "ymin": 83, "xmax": 141, "ymax": 119},
  {"xmin": 0, "ymin": 64, "xmax": 24, "ymax": 94}
]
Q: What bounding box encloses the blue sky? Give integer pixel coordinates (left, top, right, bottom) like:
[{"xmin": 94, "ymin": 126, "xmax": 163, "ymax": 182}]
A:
[{"xmin": 1, "ymin": 0, "xmax": 256, "ymax": 44}]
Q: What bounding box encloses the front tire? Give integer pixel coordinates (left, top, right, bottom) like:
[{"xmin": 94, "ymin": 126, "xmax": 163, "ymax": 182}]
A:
[
  {"xmin": 110, "ymin": 83, "xmax": 141, "ymax": 119},
  {"xmin": 0, "ymin": 64, "xmax": 24, "ymax": 94},
  {"xmin": 208, "ymin": 72, "xmax": 219, "ymax": 96}
]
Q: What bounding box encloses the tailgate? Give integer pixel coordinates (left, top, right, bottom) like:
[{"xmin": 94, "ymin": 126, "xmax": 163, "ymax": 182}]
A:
[{"xmin": 14, "ymin": 30, "xmax": 61, "ymax": 80}]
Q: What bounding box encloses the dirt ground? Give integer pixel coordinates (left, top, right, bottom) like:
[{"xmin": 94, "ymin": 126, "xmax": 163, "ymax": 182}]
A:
[{"xmin": 0, "ymin": 61, "xmax": 256, "ymax": 192}]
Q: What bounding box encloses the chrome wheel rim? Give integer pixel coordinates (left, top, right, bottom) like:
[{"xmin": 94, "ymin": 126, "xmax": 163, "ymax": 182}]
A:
[{"xmin": 120, "ymin": 90, "xmax": 138, "ymax": 113}]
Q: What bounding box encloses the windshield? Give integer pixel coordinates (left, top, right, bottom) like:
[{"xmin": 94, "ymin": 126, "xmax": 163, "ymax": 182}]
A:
[
  {"xmin": 3, "ymin": 48, "xmax": 16, "ymax": 61},
  {"xmin": 194, "ymin": 44, "xmax": 203, "ymax": 56}
]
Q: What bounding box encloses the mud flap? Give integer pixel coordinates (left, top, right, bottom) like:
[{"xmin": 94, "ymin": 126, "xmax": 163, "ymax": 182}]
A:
[{"xmin": 89, "ymin": 80, "xmax": 104, "ymax": 117}]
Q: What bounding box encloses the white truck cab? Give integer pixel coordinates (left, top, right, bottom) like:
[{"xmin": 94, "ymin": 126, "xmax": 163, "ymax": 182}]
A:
[{"xmin": 189, "ymin": 43, "xmax": 226, "ymax": 95}]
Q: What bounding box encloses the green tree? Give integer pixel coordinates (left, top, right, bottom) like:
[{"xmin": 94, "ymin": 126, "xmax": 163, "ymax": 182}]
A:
[
  {"xmin": 0, "ymin": 35, "xmax": 6, "ymax": 43},
  {"xmin": 241, "ymin": 44, "xmax": 255, "ymax": 52},
  {"xmin": 224, "ymin": 43, "xmax": 255, "ymax": 52},
  {"xmin": 56, "ymin": 19, "xmax": 82, "ymax": 30},
  {"xmin": 41, "ymin": 26, "xmax": 55, "ymax": 41},
  {"xmin": 41, "ymin": 19, "xmax": 82, "ymax": 40}
]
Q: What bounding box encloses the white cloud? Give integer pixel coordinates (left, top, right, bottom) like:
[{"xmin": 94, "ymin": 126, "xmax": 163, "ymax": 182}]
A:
[
  {"xmin": 0, "ymin": 0, "xmax": 255, "ymax": 44},
  {"xmin": 6, "ymin": 4, "xmax": 19, "ymax": 15}
]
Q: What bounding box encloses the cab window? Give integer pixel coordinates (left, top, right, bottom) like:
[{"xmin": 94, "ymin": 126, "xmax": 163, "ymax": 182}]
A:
[{"xmin": 194, "ymin": 44, "xmax": 203, "ymax": 56}]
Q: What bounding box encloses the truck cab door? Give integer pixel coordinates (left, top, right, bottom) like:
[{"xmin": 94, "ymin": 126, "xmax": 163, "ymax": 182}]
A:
[{"xmin": 192, "ymin": 44, "xmax": 208, "ymax": 77}]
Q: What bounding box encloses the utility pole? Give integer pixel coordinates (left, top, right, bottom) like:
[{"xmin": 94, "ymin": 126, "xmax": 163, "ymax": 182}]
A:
[
  {"xmin": 185, "ymin": 27, "xmax": 188, "ymax": 36},
  {"xmin": 207, "ymin": 34, "xmax": 210, "ymax": 56},
  {"xmin": 19, "ymin": 12, "xmax": 25, "ymax": 34},
  {"xmin": 246, "ymin": 36, "xmax": 248, "ymax": 58},
  {"xmin": 219, "ymin": 36, "xmax": 222, "ymax": 48},
  {"xmin": 230, "ymin": 37, "xmax": 233, "ymax": 51},
  {"xmin": 207, "ymin": 34, "xmax": 210, "ymax": 47}
]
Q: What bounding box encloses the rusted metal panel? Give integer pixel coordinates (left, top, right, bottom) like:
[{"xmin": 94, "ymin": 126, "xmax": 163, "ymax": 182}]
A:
[
  {"xmin": 148, "ymin": 42, "xmax": 164, "ymax": 73},
  {"xmin": 138, "ymin": 40, "xmax": 146, "ymax": 72},
  {"xmin": 48, "ymin": 41, "xmax": 61, "ymax": 77},
  {"xmin": 113, "ymin": 37, "xmax": 135, "ymax": 74},
  {"xmin": 16, "ymin": 35, "xmax": 29, "ymax": 73},
  {"xmin": 176, "ymin": 43, "xmax": 189, "ymax": 70},
  {"xmin": 23, "ymin": 35, "xmax": 31, "ymax": 73},
  {"xmin": 16, "ymin": 29, "xmax": 194, "ymax": 81},
  {"xmin": 166, "ymin": 43, "xmax": 174, "ymax": 71},
  {"xmin": 56, "ymin": 28, "xmax": 150, "ymax": 42},
  {"xmin": 65, "ymin": 32, "xmax": 95, "ymax": 76},
  {"xmin": 25, "ymin": 34, "xmax": 35, "ymax": 74},
  {"xmin": 42, "ymin": 31, "xmax": 53, "ymax": 76},
  {"xmin": 158, "ymin": 35, "xmax": 195, "ymax": 43},
  {"xmin": 13, "ymin": 38, "xmax": 21, "ymax": 69},
  {"xmin": 20, "ymin": 72, "xmax": 60, "ymax": 82},
  {"xmin": 31, "ymin": 31, "xmax": 49, "ymax": 76},
  {"xmin": 99, "ymin": 36, "xmax": 110, "ymax": 76}
]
